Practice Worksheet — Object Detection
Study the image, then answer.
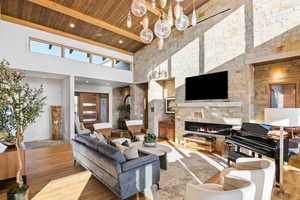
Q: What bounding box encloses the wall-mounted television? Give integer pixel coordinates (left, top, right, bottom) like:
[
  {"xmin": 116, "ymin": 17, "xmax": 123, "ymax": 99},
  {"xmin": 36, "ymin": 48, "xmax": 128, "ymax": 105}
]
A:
[{"xmin": 185, "ymin": 71, "xmax": 228, "ymax": 100}]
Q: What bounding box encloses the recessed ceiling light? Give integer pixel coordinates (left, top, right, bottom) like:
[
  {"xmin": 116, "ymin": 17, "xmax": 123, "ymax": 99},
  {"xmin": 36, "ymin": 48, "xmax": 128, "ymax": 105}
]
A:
[
  {"xmin": 95, "ymin": 32, "xmax": 103, "ymax": 37},
  {"xmin": 69, "ymin": 23, "xmax": 75, "ymax": 28},
  {"xmin": 118, "ymin": 40, "xmax": 124, "ymax": 44},
  {"xmin": 85, "ymin": 80, "xmax": 89, "ymax": 84}
]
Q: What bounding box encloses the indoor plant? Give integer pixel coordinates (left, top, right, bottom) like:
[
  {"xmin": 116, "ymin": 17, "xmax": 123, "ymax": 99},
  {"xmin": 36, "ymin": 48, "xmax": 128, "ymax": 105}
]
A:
[
  {"xmin": 0, "ymin": 60, "xmax": 46, "ymax": 200},
  {"xmin": 143, "ymin": 133, "xmax": 157, "ymax": 147}
]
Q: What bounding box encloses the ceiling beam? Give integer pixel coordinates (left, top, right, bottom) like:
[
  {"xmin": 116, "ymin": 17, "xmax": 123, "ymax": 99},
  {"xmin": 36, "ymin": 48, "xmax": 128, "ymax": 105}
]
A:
[
  {"xmin": 26, "ymin": 0, "xmax": 144, "ymax": 43},
  {"xmin": 1, "ymin": 15, "xmax": 134, "ymax": 56}
]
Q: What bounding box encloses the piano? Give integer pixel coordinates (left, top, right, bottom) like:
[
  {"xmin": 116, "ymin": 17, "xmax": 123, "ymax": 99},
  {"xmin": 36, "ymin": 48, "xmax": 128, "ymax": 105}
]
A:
[{"xmin": 226, "ymin": 122, "xmax": 298, "ymax": 183}]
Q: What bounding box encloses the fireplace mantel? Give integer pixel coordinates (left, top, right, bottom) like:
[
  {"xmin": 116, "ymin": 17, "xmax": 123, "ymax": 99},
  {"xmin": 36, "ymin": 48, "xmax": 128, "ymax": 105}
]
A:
[{"xmin": 177, "ymin": 102, "xmax": 242, "ymax": 108}]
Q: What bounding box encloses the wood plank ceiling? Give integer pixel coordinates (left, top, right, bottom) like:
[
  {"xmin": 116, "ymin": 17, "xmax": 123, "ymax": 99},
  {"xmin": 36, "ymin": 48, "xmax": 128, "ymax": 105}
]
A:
[{"xmin": 1, "ymin": 0, "xmax": 210, "ymax": 54}]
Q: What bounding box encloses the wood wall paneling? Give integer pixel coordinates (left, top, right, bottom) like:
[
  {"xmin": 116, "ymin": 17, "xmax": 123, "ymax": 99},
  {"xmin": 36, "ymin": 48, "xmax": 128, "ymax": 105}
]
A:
[{"xmin": 1, "ymin": 0, "xmax": 211, "ymax": 53}]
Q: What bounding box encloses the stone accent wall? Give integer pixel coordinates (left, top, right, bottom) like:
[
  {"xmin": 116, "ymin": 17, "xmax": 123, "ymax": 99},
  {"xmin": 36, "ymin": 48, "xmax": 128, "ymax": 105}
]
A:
[
  {"xmin": 254, "ymin": 58, "xmax": 300, "ymax": 122},
  {"xmin": 133, "ymin": 0, "xmax": 300, "ymax": 141}
]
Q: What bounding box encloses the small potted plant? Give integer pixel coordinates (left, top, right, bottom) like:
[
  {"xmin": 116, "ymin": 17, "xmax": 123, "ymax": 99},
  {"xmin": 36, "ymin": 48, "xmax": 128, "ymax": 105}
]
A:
[{"xmin": 143, "ymin": 133, "xmax": 157, "ymax": 147}]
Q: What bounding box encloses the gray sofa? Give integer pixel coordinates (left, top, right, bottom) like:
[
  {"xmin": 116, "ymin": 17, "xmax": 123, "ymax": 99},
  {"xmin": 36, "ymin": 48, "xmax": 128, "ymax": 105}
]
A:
[{"xmin": 72, "ymin": 134, "xmax": 160, "ymax": 199}]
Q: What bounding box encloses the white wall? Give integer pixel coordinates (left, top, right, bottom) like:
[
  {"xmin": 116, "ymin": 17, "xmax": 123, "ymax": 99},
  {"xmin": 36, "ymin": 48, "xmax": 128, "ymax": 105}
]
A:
[
  {"xmin": 75, "ymin": 83, "xmax": 113, "ymax": 125},
  {"xmin": 0, "ymin": 20, "xmax": 133, "ymax": 83},
  {"xmin": 23, "ymin": 77, "xmax": 64, "ymax": 142}
]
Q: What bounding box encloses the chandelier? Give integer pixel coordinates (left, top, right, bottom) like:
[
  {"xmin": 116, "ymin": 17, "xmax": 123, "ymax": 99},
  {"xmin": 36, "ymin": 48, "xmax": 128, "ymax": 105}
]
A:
[{"xmin": 128, "ymin": 0, "xmax": 198, "ymax": 50}]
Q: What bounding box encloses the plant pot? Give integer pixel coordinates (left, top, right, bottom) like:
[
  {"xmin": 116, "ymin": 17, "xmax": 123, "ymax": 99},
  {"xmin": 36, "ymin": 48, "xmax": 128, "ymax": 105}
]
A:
[
  {"xmin": 143, "ymin": 142, "xmax": 157, "ymax": 147},
  {"xmin": 7, "ymin": 186, "xmax": 29, "ymax": 200}
]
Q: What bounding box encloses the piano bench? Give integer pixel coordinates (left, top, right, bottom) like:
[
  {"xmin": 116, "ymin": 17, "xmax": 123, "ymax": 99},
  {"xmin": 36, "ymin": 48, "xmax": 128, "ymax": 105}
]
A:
[{"xmin": 228, "ymin": 151, "xmax": 252, "ymax": 166}]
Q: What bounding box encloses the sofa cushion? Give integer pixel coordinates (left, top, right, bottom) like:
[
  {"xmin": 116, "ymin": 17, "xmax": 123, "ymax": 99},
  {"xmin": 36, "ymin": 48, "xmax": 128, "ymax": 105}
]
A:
[
  {"xmin": 74, "ymin": 134, "xmax": 99, "ymax": 151},
  {"xmin": 97, "ymin": 142, "xmax": 126, "ymax": 163}
]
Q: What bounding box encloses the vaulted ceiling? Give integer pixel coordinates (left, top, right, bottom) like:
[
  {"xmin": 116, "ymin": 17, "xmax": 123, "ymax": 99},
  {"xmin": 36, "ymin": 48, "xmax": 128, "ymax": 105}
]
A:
[{"xmin": 1, "ymin": 0, "xmax": 210, "ymax": 55}]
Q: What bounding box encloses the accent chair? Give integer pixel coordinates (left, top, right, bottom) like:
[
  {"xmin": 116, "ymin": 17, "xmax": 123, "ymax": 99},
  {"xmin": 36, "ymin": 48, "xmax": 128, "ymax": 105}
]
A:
[
  {"xmin": 221, "ymin": 158, "xmax": 275, "ymax": 200},
  {"xmin": 93, "ymin": 122, "xmax": 112, "ymax": 139},
  {"xmin": 185, "ymin": 175, "xmax": 255, "ymax": 200},
  {"xmin": 125, "ymin": 120, "xmax": 147, "ymax": 141}
]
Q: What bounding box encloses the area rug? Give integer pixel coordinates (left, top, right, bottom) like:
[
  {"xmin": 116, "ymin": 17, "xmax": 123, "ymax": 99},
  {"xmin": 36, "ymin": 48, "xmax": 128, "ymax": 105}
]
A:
[{"xmin": 150, "ymin": 144, "xmax": 228, "ymax": 200}]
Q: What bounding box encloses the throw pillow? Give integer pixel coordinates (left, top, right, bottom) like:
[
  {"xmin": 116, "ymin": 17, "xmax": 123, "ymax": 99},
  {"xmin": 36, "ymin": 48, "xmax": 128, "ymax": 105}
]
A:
[
  {"xmin": 115, "ymin": 144, "xmax": 139, "ymax": 161},
  {"xmin": 121, "ymin": 140, "xmax": 130, "ymax": 147},
  {"xmin": 116, "ymin": 144, "xmax": 128, "ymax": 153},
  {"xmin": 123, "ymin": 146, "xmax": 139, "ymax": 160},
  {"xmin": 90, "ymin": 133, "xmax": 107, "ymax": 144}
]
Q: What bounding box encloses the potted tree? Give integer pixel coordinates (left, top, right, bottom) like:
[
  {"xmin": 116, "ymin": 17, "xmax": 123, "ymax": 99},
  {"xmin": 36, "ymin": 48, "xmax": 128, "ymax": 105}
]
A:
[{"xmin": 0, "ymin": 60, "xmax": 46, "ymax": 200}]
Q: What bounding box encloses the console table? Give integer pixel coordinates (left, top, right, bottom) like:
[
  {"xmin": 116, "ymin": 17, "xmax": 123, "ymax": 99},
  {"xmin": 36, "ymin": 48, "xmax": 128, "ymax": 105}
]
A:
[{"xmin": 0, "ymin": 147, "xmax": 26, "ymax": 182}]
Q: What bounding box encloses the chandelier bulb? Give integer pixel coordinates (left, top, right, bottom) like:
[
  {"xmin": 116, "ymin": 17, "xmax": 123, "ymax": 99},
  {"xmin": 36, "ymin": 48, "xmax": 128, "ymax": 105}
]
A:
[
  {"xmin": 174, "ymin": 2, "xmax": 181, "ymax": 19},
  {"xmin": 142, "ymin": 15, "xmax": 149, "ymax": 29},
  {"xmin": 191, "ymin": 9, "xmax": 197, "ymax": 26},
  {"xmin": 167, "ymin": 1, "xmax": 174, "ymax": 27},
  {"xmin": 127, "ymin": 12, "xmax": 132, "ymax": 28},
  {"xmin": 131, "ymin": 0, "xmax": 147, "ymax": 17},
  {"xmin": 152, "ymin": 0, "xmax": 156, "ymax": 8},
  {"xmin": 158, "ymin": 38, "xmax": 164, "ymax": 50},
  {"xmin": 175, "ymin": 7, "xmax": 189, "ymax": 31},
  {"xmin": 159, "ymin": 0, "xmax": 167, "ymax": 9},
  {"xmin": 140, "ymin": 28, "xmax": 154, "ymax": 44}
]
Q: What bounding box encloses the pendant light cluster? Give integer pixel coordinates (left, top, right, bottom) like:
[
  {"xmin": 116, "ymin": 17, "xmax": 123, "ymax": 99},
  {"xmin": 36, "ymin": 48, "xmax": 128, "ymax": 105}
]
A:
[{"xmin": 127, "ymin": 0, "xmax": 198, "ymax": 50}]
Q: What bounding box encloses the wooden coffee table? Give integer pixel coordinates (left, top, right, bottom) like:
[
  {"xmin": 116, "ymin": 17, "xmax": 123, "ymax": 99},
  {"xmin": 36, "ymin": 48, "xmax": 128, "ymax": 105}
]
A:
[{"xmin": 134, "ymin": 142, "xmax": 172, "ymax": 170}]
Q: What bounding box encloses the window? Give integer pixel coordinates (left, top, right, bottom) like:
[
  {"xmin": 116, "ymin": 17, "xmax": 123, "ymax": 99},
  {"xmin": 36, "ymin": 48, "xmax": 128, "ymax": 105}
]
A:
[
  {"xmin": 64, "ymin": 48, "xmax": 90, "ymax": 63},
  {"xmin": 29, "ymin": 37, "xmax": 132, "ymax": 70},
  {"xmin": 92, "ymin": 55, "xmax": 113, "ymax": 67},
  {"xmin": 30, "ymin": 40, "xmax": 61, "ymax": 57},
  {"xmin": 115, "ymin": 60, "xmax": 131, "ymax": 70},
  {"xmin": 270, "ymin": 83, "xmax": 296, "ymax": 108}
]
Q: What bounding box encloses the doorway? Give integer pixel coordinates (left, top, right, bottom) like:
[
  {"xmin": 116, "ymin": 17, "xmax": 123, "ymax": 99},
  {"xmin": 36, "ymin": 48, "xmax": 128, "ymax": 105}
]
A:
[{"xmin": 75, "ymin": 92, "xmax": 109, "ymax": 130}]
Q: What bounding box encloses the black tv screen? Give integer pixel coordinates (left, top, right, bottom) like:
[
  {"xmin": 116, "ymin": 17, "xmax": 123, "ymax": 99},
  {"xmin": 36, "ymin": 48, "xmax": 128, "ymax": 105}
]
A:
[{"xmin": 185, "ymin": 71, "xmax": 228, "ymax": 100}]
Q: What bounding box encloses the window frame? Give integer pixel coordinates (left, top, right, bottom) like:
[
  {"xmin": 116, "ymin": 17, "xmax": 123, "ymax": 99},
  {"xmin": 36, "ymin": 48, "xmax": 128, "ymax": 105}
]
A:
[{"xmin": 29, "ymin": 37, "xmax": 132, "ymax": 70}]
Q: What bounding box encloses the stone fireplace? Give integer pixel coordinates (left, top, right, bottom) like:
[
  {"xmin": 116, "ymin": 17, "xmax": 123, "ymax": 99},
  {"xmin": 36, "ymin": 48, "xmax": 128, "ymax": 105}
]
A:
[{"xmin": 175, "ymin": 104, "xmax": 243, "ymax": 142}]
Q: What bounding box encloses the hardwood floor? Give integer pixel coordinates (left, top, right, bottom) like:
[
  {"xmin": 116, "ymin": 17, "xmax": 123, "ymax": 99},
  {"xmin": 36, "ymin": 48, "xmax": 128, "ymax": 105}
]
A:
[{"xmin": 0, "ymin": 143, "xmax": 299, "ymax": 200}]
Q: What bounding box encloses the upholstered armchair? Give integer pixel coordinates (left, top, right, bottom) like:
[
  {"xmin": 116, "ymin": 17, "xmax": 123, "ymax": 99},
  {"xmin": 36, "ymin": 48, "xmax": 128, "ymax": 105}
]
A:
[
  {"xmin": 93, "ymin": 123, "xmax": 112, "ymax": 139},
  {"xmin": 221, "ymin": 158, "xmax": 275, "ymax": 200},
  {"xmin": 74, "ymin": 115, "xmax": 91, "ymax": 135},
  {"xmin": 185, "ymin": 175, "xmax": 255, "ymax": 200},
  {"xmin": 125, "ymin": 120, "xmax": 148, "ymax": 141}
]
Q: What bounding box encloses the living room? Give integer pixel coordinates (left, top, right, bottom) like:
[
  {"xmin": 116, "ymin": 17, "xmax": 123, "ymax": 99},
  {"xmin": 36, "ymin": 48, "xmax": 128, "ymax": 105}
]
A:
[{"xmin": 0, "ymin": 0, "xmax": 300, "ymax": 200}]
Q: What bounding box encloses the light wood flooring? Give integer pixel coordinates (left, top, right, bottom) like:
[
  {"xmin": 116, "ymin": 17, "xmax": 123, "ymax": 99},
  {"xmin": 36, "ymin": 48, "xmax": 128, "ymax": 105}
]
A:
[{"xmin": 0, "ymin": 142, "xmax": 299, "ymax": 200}]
